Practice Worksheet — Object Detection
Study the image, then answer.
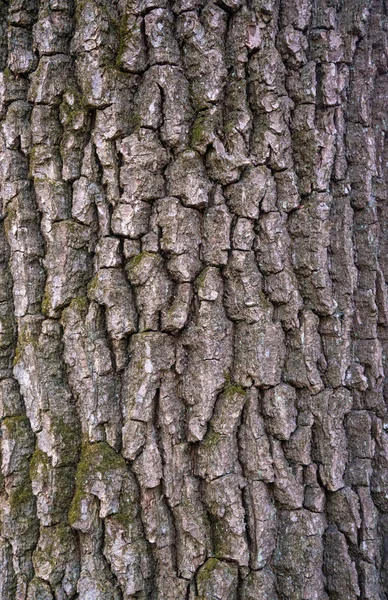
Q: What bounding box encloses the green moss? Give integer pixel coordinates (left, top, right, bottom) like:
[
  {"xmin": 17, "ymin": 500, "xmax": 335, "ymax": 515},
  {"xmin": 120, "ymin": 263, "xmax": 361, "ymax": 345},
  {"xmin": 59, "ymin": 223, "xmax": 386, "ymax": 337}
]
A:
[
  {"xmin": 41, "ymin": 290, "xmax": 51, "ymax": 316},
  {"xmin": 28, "ymin": 146, "xmax": 38, "ymax": 179},
  {"xmin": 87, "ymin": 274, "xmax": 100, "ymax": 297},
  {"xmin": 112, "ymin": 510, "xmax": 133, "ymax": 527},
  {"xmin": 213, "ymin": 520, "xmax": 229, "ymax": 558},
  {"xmin": 127, "ymin": 251, "xmax": 155, "ymax": 270},
  {"xmin": 50, "ymin": 417, "xmax": 80, "ymax": 464},
  {"xmin": 191, "ymin": 114, "xmax": 208, "ymax": 147},
  {"xmin": 2, "ymin": 414, "xmax": 29, "ymax": 431},
  {"xmin": 9, "ymin": 473, "xmax": 34, "ymax": 511},
  {"xmin": 116, "ymin": 13, "xmax": 141, "ymax": 68},
  {"xmin": 4, "ymin": 203, "xmax": 17, "ymax": 237},
  {"xmin": 74, "ymin": 0, "xmax": 88, "ymax": 19},
  {"xmin": 63, "ymin": 219, "xmax": 81, "ymax": 235},
  {"xmin": 129, "ymin": 112, "xmax": 142, "ymax": 133},
  {"xmin": 3, "ymin": 67, "xmax": 13, "ymax": 80},
  {"xmin": 195, "ymin": 268, "xmax": 209, "ymax": 290},
  {"xmin": 0, "ymin": 315, "xmax": 15, "ymax": 347},
  {"xmin": 69, "ymin": 442, "xmax": 125, "ymax": 525},
  {"xmin": 75, "ymin": 0, "xmax": 117, "ymax": 24},
  {"xmin": 224, "ymin": 119, "xmax": 236, "ymax": 135},
  {"xmin": 9, "ymin": 486, "xmax": 32, "ymax": 510},
  {"xmin": 112, "ymin": 492, "xmax": 137, "ymax": 528},
  {"xmin": 163, "ymin": 302, "xmax": 180, "ymax": 322},
  {"xmin": 68, "ymin": 490, "xmax": 88, "ymax": 526},
  {"xmin": 55, "ymin": 522, "xmax": 74, "ymax": 545},
  {"xmin": 66, "ymin": 86, "xmax": 86, "ymax": 106},
  {"xmin": 61, "ymin": 106, "xmax": 86, "ymax": 130},
  {"xmin": 89, "ymin": 442, "xmax": 125, "ymax": 471},
  {"xmin": 197, "ymin": 558, "xmax": 221, "ymax": 588},
  {"xmin": 70, "ymin": 295, "xmax": 89, "ymax": 314},
  {"xmin": 68, "ymin": 446, "xmax": 93, "ymax": 525},
  {"xmin": 2, "ymin": 414, "xmax": 26, "ymax": 424},
  {"xmin": 59, "ymin": 86, "xmax": 85, "ymax": 124},
  {"xmin": 202, "ymin": 427, "xmax": 221, "ymax": 448},
  {"xmin": 34, "ymin": 523, "xmax": 73, "ymax": 567},
  {"xmin": 223, "ymin": 373, "xmax": 246, "ymax": 397},
  {"xmin": 2, "ymin": 416, "xmax": 32, "ymax": 457},
  {"xmin": 29, "ymin": 448, "xmax": 50, "ymax": 481},
  {"xmin": 116, "ymin": 13, "xmax": 130, "ymax": 67},
  {"xmin": 200, "ymin": 556, "xmax": 219, "ymax": 572},
  {"xmin": 258, "ymin": 289, "xmax": 272, "ymax": 309},
  {"xmin": 13, "ymin": 326, "xmax": 39, "ymax": 366},
  {"xmin": 224, "ymin": 382, "xmax": 246, "ymax": 397}
]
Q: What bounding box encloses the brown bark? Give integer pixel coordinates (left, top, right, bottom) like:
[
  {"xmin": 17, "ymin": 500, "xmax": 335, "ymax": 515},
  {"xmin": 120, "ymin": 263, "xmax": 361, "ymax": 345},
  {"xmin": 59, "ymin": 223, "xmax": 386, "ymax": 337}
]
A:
[{"xmin": 0, "ymin": 0, "xmax": 388, "ymax": 598}]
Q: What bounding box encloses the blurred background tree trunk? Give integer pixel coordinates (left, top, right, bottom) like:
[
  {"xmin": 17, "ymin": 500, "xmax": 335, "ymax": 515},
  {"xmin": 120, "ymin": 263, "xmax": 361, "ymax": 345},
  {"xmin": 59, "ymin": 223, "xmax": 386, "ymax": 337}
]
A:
[{"xmin": 1, "ymin": 0, "xmax": 388, "ymax": 598}]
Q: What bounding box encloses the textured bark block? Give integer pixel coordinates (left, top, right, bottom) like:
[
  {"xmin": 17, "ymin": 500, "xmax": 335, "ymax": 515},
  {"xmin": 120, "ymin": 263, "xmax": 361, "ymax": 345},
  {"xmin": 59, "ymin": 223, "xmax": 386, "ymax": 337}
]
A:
[
  {"xmin": 202, "ymin": 200, "xmax": 231, "ymax": 265},
  {"xmin": 327, "ymin": 487, "xmax": 361, "ymax": 546},
  {"xmin": 156, "ymin": 197, "xmax": 202, "ymax": 282},
  {"xmin": 238, "ymin": 389, "xmax": 274, "ymax": 482},
  {"xmin": 122, "ymin": 332, "xmax": 175, "ymax": 457},
  {"xmin": 311, "ymin": 388, "xmax": 352, "ymax": 491},
  {"xmin": 196, "ymin": 385, "xmax": 245, "ymax": 482},
  {"xmin": 241, "ymin": 568, "xmax": 279, "ymax": 600},
  {"xmin": 32, "ymin": 525, "xmax": 79, "ymax": 596},
  {"xmin": 88, "ymin": 268, "xmax": 137, "ymax": 339},
  {"xmin": 272, "ymin": 439, "xmax": 304, "ymax": 509},
  {"xmin": 204, "ymin": 474, "xmax": 249, "ymax": 565},
  {"xmin": 180, "ymin": 270, "xmax": 233, "ymax": 441},
  {"xmin": 196, "ymin": 559, "xmax": 238, "ymax": 600},
  {"xmin": 244, "ymin": 480, "xmax": 276, "ymax": 570},
  {"xmin": 173, "ymin": 491, "xmax": 210, "ymax": 579},
  {"xmin": 234, "ymin": 320, "xmax": 285, "ymax": 387},
  {"xmin": 225, "ymin": 166, "xmax": 273, "ymax": 219},
  {"xmin": 274, "ymin": 510, "xmax": 327, "ymax": 600},
  {"xmin": 166, "ymin": 150, "xmax": 211, "ymax": 208},
  {"xmin": 224, "ymin": 250, "xmax": 270, "ymax": 323},
  {"xmin": 130, "ymin": 258, "xmax": 172, "ymax": 330},
  {"xmin": 262, "ymin": 383, "xmax": 297, "ymax": 440},
  {"xmin": 42, "ymin": 220, "xmax": 92, "ymax": 315},
  {"xmin": 1, "ymin": 0, "xmax": 388, "ymax": 597},
  {"xmin": 28, "ymin": 55, "xmax": 72, "ymax": 105},
  {"xmin": 324, "ymin": 525, "xmax": 360, "ymax": 599}
]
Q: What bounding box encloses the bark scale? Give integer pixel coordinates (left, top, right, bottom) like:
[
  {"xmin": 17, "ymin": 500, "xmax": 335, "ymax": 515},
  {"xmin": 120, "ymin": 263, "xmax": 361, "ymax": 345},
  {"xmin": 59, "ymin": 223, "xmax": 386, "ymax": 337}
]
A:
[{"xmin": 0, "ymin": 0, "xmax": 388, "ymax": 598}]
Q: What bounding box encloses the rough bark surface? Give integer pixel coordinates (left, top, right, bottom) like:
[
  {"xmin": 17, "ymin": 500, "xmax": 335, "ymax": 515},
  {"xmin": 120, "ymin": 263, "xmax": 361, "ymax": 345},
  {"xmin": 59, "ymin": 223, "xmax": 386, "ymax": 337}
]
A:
[{"xmin": 0, "ymin": 0, "xmax": 388, "ymax": 598}]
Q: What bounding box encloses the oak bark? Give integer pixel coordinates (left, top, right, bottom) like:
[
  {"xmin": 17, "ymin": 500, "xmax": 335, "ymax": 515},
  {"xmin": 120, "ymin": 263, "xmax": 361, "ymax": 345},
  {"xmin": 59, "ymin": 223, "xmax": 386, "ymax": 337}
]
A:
[{"xmin": 1, "ymin": 0, "xmax": 388, "ymax": 598}]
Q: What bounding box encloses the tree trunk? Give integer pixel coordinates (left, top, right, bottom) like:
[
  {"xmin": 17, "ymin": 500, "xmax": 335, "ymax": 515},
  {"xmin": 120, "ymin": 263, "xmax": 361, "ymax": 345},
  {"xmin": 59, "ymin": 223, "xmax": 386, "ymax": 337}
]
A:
[{"xmin": 1, "ymin": 0, "xmax": 388, "ymax": 598}]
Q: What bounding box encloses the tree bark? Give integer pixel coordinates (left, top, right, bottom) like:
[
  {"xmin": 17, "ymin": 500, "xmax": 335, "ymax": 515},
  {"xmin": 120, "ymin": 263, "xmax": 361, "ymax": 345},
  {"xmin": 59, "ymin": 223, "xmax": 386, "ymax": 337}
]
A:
[{"xmin": 1, "ymin": 0, "xmax": 388, "ymax": 598}]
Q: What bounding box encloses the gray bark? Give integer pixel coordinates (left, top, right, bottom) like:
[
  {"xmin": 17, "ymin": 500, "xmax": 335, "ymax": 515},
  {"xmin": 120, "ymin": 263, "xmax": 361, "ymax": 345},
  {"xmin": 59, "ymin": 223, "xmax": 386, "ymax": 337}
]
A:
[{"xmin": 0, "ymin": 0, "xmax": 388, "ymax": 598}]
